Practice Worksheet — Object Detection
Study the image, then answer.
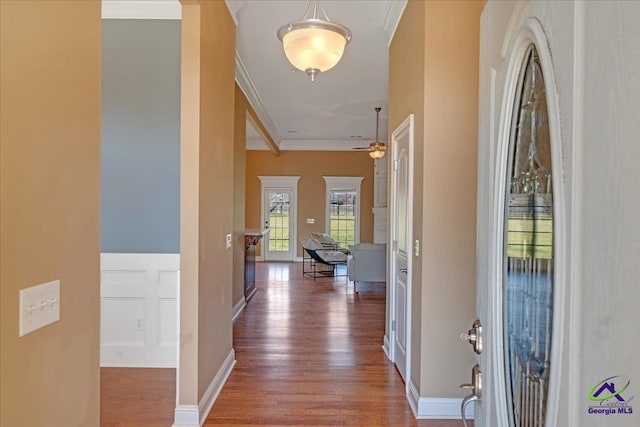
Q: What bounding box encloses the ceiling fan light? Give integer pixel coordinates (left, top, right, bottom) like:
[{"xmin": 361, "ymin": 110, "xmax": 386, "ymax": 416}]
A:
[{"xmin": 369, "ymin": 149, "xmax": 385, "ymax": 159}]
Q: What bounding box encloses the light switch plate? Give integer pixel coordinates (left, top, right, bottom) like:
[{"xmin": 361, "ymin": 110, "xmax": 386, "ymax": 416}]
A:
[
  {"xmin": 225, "ymin": 233, "xmax": 232, "ymax": 250},
  {"xmin": 19, "ymin": 280, "xmax": 60, "ymax": 337},
  {"xmin": 414, "ymin": 240, "xmax": 420, "ymax": 257},
  {"xmin": 306, "ymin": 218, "xmax": 315, "ymax": 224}
]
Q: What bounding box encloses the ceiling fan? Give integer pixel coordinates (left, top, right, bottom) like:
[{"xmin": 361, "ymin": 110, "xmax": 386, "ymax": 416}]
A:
[{"xmin": 353, "ymin": 107, "xmax": 387, "ymax": 159}]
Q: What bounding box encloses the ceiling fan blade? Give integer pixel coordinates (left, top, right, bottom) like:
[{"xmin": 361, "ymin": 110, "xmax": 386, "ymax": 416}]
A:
[{"xmin": 352, "ymin": 147, "xmax": 373, "ymax": 151}]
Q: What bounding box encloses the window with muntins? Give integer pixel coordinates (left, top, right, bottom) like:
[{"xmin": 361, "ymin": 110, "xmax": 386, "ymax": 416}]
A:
[{"xmin": 323, "ymin": 177, "xmax": 363, "ymax": 248}]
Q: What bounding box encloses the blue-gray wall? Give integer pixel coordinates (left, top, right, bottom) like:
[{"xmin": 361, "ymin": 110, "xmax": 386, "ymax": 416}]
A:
[{"xmin": 101, "ymin": 20, "xmax": 180, "ymax": 253}]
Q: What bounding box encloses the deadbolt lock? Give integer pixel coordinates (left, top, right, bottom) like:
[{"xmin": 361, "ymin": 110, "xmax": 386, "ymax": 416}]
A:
[{"xmin": 459, "ymin": 319, "xmax": 482, "ymax": 354}]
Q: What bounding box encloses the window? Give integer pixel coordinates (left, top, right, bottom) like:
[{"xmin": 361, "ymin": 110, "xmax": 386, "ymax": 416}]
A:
[{"xmin": 323, "ymin": 177, "xmax": 363, "ymax": 248}]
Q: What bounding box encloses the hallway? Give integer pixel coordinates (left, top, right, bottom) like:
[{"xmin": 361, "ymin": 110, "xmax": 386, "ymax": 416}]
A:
[
  {"xmin": 101, "ymin": 262, "xmax": 469, "ymax": 426},
  {"xmin": 205, "ymin": 262, "xmax": 466, "ymax": 426}
]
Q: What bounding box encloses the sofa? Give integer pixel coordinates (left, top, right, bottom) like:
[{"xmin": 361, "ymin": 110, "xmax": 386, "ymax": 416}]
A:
[{"xmin": 347, "ymin": 243, "xmax": 386, "ymax": 292}]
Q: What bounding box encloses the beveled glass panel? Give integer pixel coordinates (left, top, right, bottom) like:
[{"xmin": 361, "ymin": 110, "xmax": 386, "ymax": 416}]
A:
[{"xmin": 503, "ymin": 44, "xmax": 554, "ymax": 427}]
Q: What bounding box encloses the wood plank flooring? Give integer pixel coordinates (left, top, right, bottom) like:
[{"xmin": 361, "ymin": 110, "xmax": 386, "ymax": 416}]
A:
[{"xmin": 101, "ymin": 262, "xmax": 470, "ymax": 427}]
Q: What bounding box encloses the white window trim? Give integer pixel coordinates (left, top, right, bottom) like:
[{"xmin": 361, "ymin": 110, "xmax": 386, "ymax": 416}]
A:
[
  {"xmin": 258, "ymin": 176, "xmax": 301, "ymax": 261},
  {"xmin": 323, "ymin": 176, "xmax": 364, "ymax": 245}
]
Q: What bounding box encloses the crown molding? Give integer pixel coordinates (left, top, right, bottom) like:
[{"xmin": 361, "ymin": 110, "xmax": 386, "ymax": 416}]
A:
[
  {"xmin": 225, "ymin": 0, "xmax": 247, "ymax": 26},
  {"xmin": 279, "ymin": 140, "xmax": 381, "ymax": 152},
  {"xmin": 246, "ymin": 139, "xmax": 270, "ymax": 151},
  {"xmin": 102, "ymin": 0, "xmax": 181, "ymax": 20},
  {"xmin": 235, "ymin": 52, "xmax": 281, "ymax": 147},
  {"xmin": 382, "ymin": 0, "xmax": 408, "ymax": 46}
]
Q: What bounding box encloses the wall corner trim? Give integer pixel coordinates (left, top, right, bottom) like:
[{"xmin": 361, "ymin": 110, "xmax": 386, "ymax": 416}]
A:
[{"xmin": 198, "ymin": 349, "xmax": 236, "ymax": 425}]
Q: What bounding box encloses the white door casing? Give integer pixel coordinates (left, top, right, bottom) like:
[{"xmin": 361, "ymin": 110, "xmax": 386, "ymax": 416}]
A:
[
  {"xmin": 389, "ymin": 115, "xmax": 414, "ymax": 385},
  {"xmin": 259, "ymin": 176, "xmax": 300, "ymax": 262}
]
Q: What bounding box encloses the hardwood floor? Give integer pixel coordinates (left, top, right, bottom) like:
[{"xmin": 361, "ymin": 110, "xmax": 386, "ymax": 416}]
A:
[
  {"xmin": 101, "ymin": 262, "xmax": 470, "ymax": 427},
  {"xmin": 101, "ymin": 367, "xmax": 175, "ymax": 427}
]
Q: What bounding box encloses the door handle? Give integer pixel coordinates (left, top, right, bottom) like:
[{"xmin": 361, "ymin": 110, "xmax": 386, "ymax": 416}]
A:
[
  {"xmin": 460, "ymin": 319, "xmax": 482, "ymax": 354},
  {"xmin": 460, "ymin": 364, "xmax": 481, "ymax": 427},
  {"xmin": 399, "ymin": 268, "xmax": 408, "ymax": 274}
]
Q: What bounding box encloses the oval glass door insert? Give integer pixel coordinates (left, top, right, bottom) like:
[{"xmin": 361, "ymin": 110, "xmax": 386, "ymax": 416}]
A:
[{"xmin": 503, "ymin": 44, "xmax": 554, "ymax": 426}]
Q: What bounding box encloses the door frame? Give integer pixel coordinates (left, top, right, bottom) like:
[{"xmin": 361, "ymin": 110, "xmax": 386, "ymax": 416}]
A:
[
  {"xmin": 387, "ymin": 114, "xmax": 414, "ymax": 396},
  {"xmin": 258, "ymin": 176, "xmax": 300, "ymax": 262},
  {"xmin": 481, "ymin": 12, "xmax": 571, "ymax": 425}
]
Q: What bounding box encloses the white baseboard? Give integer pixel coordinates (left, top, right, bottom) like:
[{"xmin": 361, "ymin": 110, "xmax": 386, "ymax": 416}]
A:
[
  {"xmin": 172, "ymin": 405, "xmax": 199, "ymax": 427},
  {"xmin": 198, "ymin": 349, "xmax": 236, "ymax": 425},
  {"xmin": 172, "ymin": 349, "xmax": 236, "ymax": 427},
  {"xmin": 418, "ymin": 397, "xmax": 474, "ymax": 419},
  {"xmin": 382, "ymin": 335, "xmax": 391, "ymax": 360},
  {"xmin": 408, "ymin": 380, "xmax": 420, "ymax": 417},
  {"xmin": 256, "ymin": 256, "xmax": 303, "ymax": 262},
  {"xmin": 408, "ymin": 380, "xmax": 474, "ymax": 419},
  {"xmin": 232, "ymin": 298, "xmax": 246, "ymax": 322}
]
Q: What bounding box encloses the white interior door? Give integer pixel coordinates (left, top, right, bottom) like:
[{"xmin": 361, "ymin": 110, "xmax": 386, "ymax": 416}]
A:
[{"xmin": 390, "ymin": 115, "xmax": 413, "ymax": 382}]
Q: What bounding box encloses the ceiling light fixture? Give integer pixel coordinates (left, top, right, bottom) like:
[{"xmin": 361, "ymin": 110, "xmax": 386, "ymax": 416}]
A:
[
  {"xmin": 369, "ymin": 147, "xmax": 385, "ymax": 159},
  {"xmin": 277, "ymin": 0, "xmax": 352, "ymax": 82},
  {"xmin": 352, "ymin": 107, "xmax": 387, "ymax": 159}
]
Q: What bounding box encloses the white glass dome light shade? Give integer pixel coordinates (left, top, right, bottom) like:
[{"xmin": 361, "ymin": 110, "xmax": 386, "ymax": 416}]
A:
[
  {"xmin": 277, "ymin": 1, "xmax": 352, "ymax": 81},
  {"xmin": 281, "ymin": 26, "xmax": 348, "ymax": 74}
]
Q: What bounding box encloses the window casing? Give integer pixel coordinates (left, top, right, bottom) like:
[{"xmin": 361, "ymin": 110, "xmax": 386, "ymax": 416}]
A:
[{"xmin": 323, "ymin": 176, "xmax": 363, "ymax": 248}]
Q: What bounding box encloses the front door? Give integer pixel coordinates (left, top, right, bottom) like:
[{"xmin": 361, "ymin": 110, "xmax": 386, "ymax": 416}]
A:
[
  {"xmin": 390, "ymin": 115, "xmax": 413, "ymax": 382},
  {"xmin": 472, "ymin": 2, "xmax": 570, "ymax": 426}
]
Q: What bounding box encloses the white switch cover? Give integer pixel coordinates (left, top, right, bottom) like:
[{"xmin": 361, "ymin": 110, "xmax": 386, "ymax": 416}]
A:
[
  {"xmin": 414, "ymin": 240, "xmax": 420, "ymax": 257},
  {"xmin": 306, "ymin": 218, "xmax": 315, "ymax": 224},
  {"xmin": 225, "ymin": 233, "xmax": 232, "ymax": 250},
  {"xmin": 19, "ymin": 280, "xmax": 60, "ymax": 337}
]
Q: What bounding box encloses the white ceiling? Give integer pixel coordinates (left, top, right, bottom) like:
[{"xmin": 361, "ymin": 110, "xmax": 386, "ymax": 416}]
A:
[
  {"xmin": 234, "ymin": 0, "xmax": 406, "ymax": 151},
  {"xmin": 101, "ymin": 0, "xmax": 407, "ymax": 151}
]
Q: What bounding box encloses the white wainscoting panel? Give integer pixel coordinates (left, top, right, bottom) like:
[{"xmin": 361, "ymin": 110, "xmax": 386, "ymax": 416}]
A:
[{"xmin": 101, "ymin": 253, "xmax": 179, "ymax": 367}]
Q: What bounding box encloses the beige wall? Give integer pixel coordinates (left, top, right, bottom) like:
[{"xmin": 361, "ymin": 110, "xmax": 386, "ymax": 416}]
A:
[
  {"xmin": 233, "ymin": 85, "xmax": 248, "ymax": 308},
  {"xmin": 389, "ymin": 0, "xmax": 426, "ymax": 388},
  {"xmin": 389, "ymin": 0, "xmax": 482, "ymax": 398},
  {"xmin": 420, "ymin": 0, "xmax": 483, "ymax": 397},
  {"xmin": 179, "ymin": 0, "xmax": 235, "ymax": 405},
  {"xmin": 0, "ymin": 1, "xmax": 101, "ymax": 425},
  {"xmin": 245, "ymin": 151, "xmax": 375, "ymax": 256}
]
